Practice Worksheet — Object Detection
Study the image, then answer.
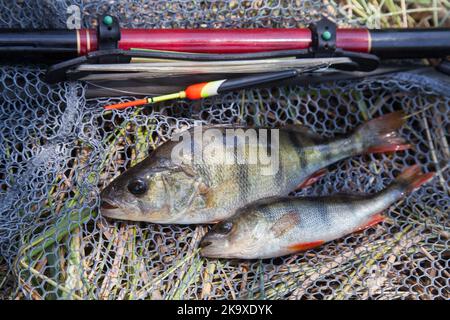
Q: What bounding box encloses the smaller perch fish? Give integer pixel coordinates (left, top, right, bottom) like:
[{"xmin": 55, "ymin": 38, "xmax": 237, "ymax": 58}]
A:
[{"xmin": 199, "ymin": 165, "xmax": 434, "ymax": 259}]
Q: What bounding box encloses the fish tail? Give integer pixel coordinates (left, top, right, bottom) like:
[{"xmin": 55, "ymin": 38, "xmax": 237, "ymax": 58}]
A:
[
  {"xmin": 353, "ymin": 111, "xmax": 412, "ymax": 154},
  {"xmin": 391, "ymin": 165, "xmax": 435, "ymax": 195},
  {"xmin": 352, "ymin": 166, "xmax": 434, "ymax": 234}
]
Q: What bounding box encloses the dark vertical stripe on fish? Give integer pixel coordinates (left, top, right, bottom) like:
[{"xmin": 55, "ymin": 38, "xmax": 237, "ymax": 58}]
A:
[
  {"xmin": 287, "ymin": 130, "xmax": 308, "ymax": 170},
  {"xmin": 260, "ymin": 129, "xmax": 282, "ymax": 187},
  {"xmin": 275, "ymin": 150, "xmax": 284, "ymax": 188},
  {"xmin": 236, "ymin": 164, "xmax": 249, "ymax": 205},
  {"xmin": 266, "ymin": 129, "xmax": 272, "ymax": 157}
]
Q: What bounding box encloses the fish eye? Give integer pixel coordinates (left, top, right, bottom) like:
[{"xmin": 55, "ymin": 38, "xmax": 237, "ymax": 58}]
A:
[
  {"xmin": 213, "ymin": 221, "xmax": 234, "ymax": 235},
  {"xmin": 127, "ymin": 179, "xmax": 148, "ymax": 195}
]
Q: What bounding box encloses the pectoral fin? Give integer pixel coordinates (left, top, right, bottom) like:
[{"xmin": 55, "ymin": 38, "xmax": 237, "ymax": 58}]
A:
[
  {"xmin": 270, "ymin": 211, "xmax": 300, "ymax": 238},
  {"xmin": 354, "ymin": 213, "xmax": 385, "ymax": 233}
]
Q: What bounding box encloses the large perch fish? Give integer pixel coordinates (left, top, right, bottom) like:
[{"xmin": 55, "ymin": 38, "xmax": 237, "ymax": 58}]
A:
[
  {"xmin": 100, "ymin": 112, "xmax": 410, "ymax": 224},
  {"xmin": 199, "ymin": 165, "xmax": 434, "ymax": 259}
]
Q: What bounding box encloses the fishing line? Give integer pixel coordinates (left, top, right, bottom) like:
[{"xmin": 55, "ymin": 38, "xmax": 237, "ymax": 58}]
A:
[{"xmin": 84, "ymin": 81, "xmax": 167, "ymax": 97}]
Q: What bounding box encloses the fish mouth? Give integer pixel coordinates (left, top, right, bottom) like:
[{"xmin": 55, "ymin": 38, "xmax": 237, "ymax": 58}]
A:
[
  {"xmin": 199, "ymin": 240, "xmax": 212, "ymax": 249},
  {"xmin": 100, "ymin": 203, "xmax": 173, "ymax": 223},
  {"xmin": 198, "ymin": 238, "xmax": 214, "ymax": 256},
  {"xmin": 100, "ymin": 207, "xmax": 125, "ymax": 219},
  {"xmin": 200, "ymin": 247, "xmax": 226, "ymax": 258},
  {"xmin": 101, "ymin": 200, "xmax": 119, "ymax": 210},
  {"xmin": 198, "ymin": 238, "xmax": 228, "ymax": 258},
  {"xmin": 100, "ymin": 199, "xmax": 127, "ymax": 220}
]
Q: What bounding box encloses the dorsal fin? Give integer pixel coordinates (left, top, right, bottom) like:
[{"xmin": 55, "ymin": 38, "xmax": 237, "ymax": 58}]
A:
[
  {"xmin": 283, "ymin": 124, "xmax": 325, "ymax": 142},
  {"xmin": 310, "ymin": 193, "xmax": 368, "ymax": 202},
  {"xmin": 185, "ymin": 123, "xmax": 325, "ymax": 141}
]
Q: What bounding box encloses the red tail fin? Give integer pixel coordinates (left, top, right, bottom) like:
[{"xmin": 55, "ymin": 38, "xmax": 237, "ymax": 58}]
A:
[
  {"xmin": 354, "ymin": 111, "xmax": 412, "ymax": 154},
  {"xmin": 395, "ymin": 165, "xmax": 435, "ymax": 194}
]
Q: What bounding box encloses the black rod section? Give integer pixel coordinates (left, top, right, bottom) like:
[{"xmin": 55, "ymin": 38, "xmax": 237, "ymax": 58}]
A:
[
  {"xmin": 0, "ymin": 29, "xmax": 77, "ymax": 62},
  {"xmin": 370, "ymin": 29, "xmax": 450, "ymax": 58}
]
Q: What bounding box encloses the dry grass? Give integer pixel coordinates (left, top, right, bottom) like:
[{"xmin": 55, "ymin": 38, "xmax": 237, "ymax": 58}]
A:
[{"xmin": 335, "ymin": 0, "xmax": 450, "ymax": 28}]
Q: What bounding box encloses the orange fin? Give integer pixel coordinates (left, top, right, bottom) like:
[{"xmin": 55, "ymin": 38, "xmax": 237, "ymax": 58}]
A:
[
  {"xmin": 288, "ymin": 240, "xmax": 324, "ymax": 252},
  {"xmin": 295, "ymin": 168, "xmax": 328, "ymax": 190},
  {"xmin": 354, "ymin": 213, "xmax": 385, "ymax": 233},
  {"xmin": 356, "ymin": 111, "xmax": 412, "ymax": 154},
  {"xmin": 395, "ymin": 165, "xmax": 435, "ymax": 193},
  {"xmin": 365, "ymin": 144, "xmax": 412, "ymax": 154}
]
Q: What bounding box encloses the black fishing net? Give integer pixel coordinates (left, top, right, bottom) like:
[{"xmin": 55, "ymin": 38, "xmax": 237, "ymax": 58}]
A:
[{"xmin": 0, "ymin": 1, "xmax": 448, "ymax": 300}]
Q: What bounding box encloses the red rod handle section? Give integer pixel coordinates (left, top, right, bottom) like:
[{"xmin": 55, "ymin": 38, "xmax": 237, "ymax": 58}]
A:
[
  {"xmin": 79, "ymin": 28, "xmax": 370, "ymax": 55},
  {"xmin": 119, "ymin": 29, "xmax": 314, "ymax": 53}
]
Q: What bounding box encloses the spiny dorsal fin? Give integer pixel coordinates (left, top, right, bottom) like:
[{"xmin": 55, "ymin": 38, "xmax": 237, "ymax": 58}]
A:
[{"xmin": 283, "ymin": 124, "xmax": 325, "ymax": 142}]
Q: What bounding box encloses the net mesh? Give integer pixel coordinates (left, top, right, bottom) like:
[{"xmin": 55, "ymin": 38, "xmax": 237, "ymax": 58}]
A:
[{"xmin": 0, "ymin": 0, "xmax": 448, "ymax": 300}]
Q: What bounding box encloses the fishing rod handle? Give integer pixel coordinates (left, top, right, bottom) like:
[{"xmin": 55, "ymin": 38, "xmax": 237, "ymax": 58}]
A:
[
  {"xmin": 90, "ymin": 28, "xmax": 450, "ymax": 59},
  {"xmin": 0, "ymin": 28, "xmax": 368, "ymax": 56},
  {"xmin": 1, "ymin": 28, "xmax": 449, "ymax": 61}
]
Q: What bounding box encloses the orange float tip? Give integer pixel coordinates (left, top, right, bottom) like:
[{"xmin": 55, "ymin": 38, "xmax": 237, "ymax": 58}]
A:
[{"xmin": 104, "ymin": 98, "xmax": 149, "ymax": 110}]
